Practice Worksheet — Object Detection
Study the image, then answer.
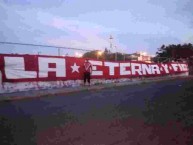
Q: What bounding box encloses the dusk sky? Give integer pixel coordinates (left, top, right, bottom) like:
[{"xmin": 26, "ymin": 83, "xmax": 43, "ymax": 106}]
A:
[{"xmin": 0, "ymin": 0, "xmax": 193, "ymax": 56}]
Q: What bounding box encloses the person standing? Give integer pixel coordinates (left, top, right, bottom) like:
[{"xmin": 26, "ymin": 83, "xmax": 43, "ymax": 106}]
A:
[{"xmin": 83, "ymin": 59, "xmax": 92, "ymax": 86}]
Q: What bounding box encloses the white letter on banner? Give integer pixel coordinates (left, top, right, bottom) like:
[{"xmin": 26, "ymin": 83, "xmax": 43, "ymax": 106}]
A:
[
  {"xmin": 178, "ymin": 64, "xmax": 183, "ymax": 71},
  {"xmin": 171, "ymin": 64, "xmax": 178, "ymax": 71},
  {"xmin": 120, "ymin": 63, "xmax": 131, "ymax": 75},
  {"xmin": 131, "ymin": 63, "xmax": 142, "ymax": 75},
  {"xmin": 141, "ymin": 64, "xmax": 152, "ymax": 75},
  {"xmin": 151, "ymin": 64, "xmax": 161, "ymax": 74},
  {"xmin": 181, "ymin": 64, "xmax": 188, "ymax": 71},
  {"xmin": 4, "ymin": 57, "xmax": 37, "ymax": 79},
  {"xmin": 162, "ymin": 64, "xmax": 169, "ymax": 73},
  {"xmin": 89, "ymin": 60, "xmax": 103, "ymax": 76},
  {"xmin": 38, "ymin": 57, "xmax": 66, "ymax": 77},
  {"xmin": 104, "ymin": 62, "xmax": 119, "ymax": 76}
]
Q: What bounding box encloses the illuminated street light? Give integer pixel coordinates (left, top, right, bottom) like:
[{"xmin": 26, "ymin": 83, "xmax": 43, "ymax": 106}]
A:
[
  {"xmin": 75, "ymin": 52, "xmax": 78, "ymax": 57},
  {"xmin": 140, "ymin": 51, "xmax": 147, "ymax": 56},
  {"xmin": 97, "ymin": 50, "xmax": 103, "ymax": 59},
  {"xmin": 98, "ymin": 51, "xmax": 102, "ymax": 56},
  {"xmin": 142, "ymin": 52, "xmax": 147, "ymax": 56},
  {"xmin": 75, "ymin": 52, "xmax": 83, "ymax": 58},
  {"xmin": 79, "ymin": 53, "xmax": 83, "ymax": 57}
]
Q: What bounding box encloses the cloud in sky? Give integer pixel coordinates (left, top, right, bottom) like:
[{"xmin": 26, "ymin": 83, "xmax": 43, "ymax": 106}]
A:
[
  {"xmin": 0, "ymin": 0, "xmax": 193, "ymax": 55},
  {"xmin": 47, "ymin": 17, "xmax": 124, "ymax": 52}
]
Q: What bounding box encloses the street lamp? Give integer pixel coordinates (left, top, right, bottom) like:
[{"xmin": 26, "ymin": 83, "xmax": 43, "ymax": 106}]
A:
[
  {"xmin": 75, "ymin": 52, "xmax": 83, "ymax": 58},
  {"xmin": 142, "ymin": 52, "xmax": 147, "ymax": 56},
  {"xmin": 97, "ymin": 50, "xmax": 103, "ymax": 59},
  {"xmin": 79, "ymin": 53, "xmax": 83, "ymax": 57}
]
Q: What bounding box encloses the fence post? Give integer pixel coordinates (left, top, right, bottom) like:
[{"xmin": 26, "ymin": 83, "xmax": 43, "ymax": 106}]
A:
[{"xmin": 0, "ymin": 71, "xmax": 2, "ymax": 91}]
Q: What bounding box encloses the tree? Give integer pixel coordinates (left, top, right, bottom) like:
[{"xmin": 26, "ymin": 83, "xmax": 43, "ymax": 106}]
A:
[
  {"xmin": 82, "ymin": 50, "xmax": 99, "ymax": 59},
  {"xmin": 154, "ymin": 43, "xmax": 193, "ymax": 62},
  {"xmin": 82, "ymin": 48, "xmax": 125, "ymax": 61}
]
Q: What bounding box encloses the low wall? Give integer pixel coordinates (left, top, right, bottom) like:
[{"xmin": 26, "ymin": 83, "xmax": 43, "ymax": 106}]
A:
[{"xmin": 0, "ymin": 73, "xmax": 189, "ymax": 94}]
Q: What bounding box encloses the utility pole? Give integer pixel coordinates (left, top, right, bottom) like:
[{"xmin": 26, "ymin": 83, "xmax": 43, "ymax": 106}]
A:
[
  {"xmin": 109, "ymin": 35, "xmax": 113, "ymax": 51},
  {"xmin": 58, "ymin": 48, "xmax": 61, "ymax": 56},
  {"xmin": 114, "ymin": 45, "xmax": 117, "ymax": 61},
  {"xmin": 120, "ymin": 48, "xmax": 125, "ymax": 61},
  {"xmin": 123, "ymin": 50, "xmax": 126, "ymax": 61},
  {"xmin": 110, "ymin": 35, "xmax": 117, "ymax": 61}
]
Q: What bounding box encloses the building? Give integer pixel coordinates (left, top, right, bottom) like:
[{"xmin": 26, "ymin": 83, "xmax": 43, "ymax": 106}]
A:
[{"xmin": 125, "ymin": 52, "xmax": 153, "ymax": 63}]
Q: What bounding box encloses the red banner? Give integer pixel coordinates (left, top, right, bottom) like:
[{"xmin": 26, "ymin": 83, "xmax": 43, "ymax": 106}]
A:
[{"xmin": 0, "ymin": 54, "xmax": 189, "ymax": 83}]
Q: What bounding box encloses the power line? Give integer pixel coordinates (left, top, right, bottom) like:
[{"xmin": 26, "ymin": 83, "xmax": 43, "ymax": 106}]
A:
[{"xmin": 0, "ymin": 41, "xmax": 91, "ymax": 52}]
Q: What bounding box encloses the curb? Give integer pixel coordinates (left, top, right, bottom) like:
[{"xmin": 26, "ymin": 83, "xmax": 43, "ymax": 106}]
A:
[{"xmin": 0, "ymin": 76, "xmax": 191, "ymax": 102}]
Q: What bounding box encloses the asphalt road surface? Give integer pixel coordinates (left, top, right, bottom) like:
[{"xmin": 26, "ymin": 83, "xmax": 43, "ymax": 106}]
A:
[{"xmin": 0, "ymin": 77, "xmax": 193, "ymax": 145}]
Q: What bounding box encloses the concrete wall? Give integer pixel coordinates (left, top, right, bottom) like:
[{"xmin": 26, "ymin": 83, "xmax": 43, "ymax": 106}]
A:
[{"xmin": 0, "ymin": 72, "xmax": 189, "ymax": 94}]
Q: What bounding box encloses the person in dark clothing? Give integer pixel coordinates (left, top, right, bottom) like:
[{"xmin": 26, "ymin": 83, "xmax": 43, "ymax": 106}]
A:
[{"xmin": 83, "ymin": 59, "xmax": 92, "ymax": 86}]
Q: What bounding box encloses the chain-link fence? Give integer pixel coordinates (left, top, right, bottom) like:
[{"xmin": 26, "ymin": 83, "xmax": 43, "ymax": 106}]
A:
[
  {"xmin": 0, "ymin": 41, "xmax": 91, "ymax": 57},
  {"xmin": 0, "ymin": 41, "xmax": 128, "ymax": 61}
]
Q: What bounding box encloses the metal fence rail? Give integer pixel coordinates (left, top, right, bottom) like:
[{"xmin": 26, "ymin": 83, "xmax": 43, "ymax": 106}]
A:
[{"xmin": 0, "ymin": 41, "xmax": 91, "ymax": 57}]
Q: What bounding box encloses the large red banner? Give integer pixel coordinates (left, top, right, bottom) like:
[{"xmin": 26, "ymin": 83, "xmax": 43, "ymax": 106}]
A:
[{"xmin": 0, "ymin": 54, "xmax": 189, "ymax": 83}]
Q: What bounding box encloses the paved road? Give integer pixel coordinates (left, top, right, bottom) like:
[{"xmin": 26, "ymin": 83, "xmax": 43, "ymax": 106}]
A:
[{"xmin": 0, "ymin": 77, "xmax": 193, "ymax": 145}]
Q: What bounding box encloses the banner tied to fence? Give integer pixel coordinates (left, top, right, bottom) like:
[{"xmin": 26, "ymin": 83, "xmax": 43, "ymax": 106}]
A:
[{"xmin": 0, "ymin": 54, "xmax": 189, "ymax": 83}]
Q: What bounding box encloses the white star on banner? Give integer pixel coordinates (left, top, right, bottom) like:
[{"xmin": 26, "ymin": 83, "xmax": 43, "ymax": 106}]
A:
[{"xmin": 71, "ymin": 63, "xmax": 80, "ymax": 73}]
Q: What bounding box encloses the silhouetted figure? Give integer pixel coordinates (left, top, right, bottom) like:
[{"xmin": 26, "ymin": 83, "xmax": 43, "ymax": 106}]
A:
[{"xmin": 83, "ymin": 59, "xmax": 92, "ymax": 86}]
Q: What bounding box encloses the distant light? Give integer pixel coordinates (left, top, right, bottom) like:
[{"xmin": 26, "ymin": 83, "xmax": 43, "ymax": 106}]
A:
[
  {"xmin": 97, "ymin": 51, "xmax": 103, "ymax": 56},
  {"xmin": 140, "ymin": 51, "xmax": 147, "ymax": 56},
  {"xmin": 143, "ymin": 52, "xmax": 147, "ymax": 55},
  {"xmin": 75, "ymin": 52, "xmax": 83, "ymax": 58},
  {"xmin": 79, "ymin": 53, "xmax": 83, "ymax": 57}
]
